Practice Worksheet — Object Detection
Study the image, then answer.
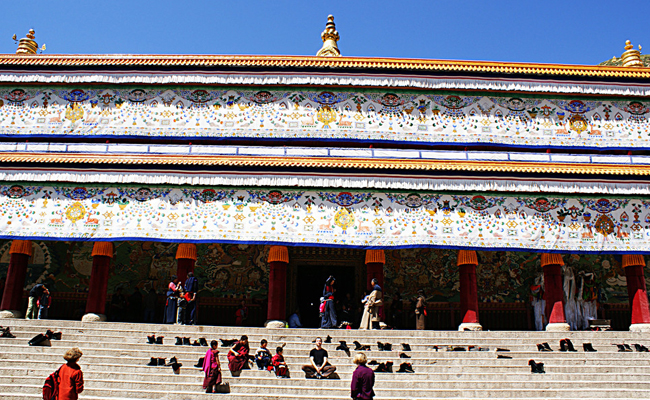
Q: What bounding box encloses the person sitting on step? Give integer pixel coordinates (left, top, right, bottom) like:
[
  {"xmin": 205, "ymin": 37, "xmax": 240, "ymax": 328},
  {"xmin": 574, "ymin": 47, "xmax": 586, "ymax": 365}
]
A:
[
  {"xmin": 255, "ymin": 339, "xmax": 272, "ymax": 370},
  {"xmin": 272, "ymin": 346, "xmax": 290, "ymax": 378},
  {"xmin": 302, "ymin": 337, "xmax": 336, "ymax": 379},
  {"xmin": 227, "ymin": 335, "xmax": 250, "ymax": 375}
]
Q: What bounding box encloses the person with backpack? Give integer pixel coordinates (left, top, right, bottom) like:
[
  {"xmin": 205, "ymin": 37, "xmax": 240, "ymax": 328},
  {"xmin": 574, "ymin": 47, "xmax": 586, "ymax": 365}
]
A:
[
  {"xmin": 184, "ymin": 272, "xmax": 198, "ymax": 325},
  {"xmin": 43, "ymin": 347, "xmax": 84, "ymax": 400}
]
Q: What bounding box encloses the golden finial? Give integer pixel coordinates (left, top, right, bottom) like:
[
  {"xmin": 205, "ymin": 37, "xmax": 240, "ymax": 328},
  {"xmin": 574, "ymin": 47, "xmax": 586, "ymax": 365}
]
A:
[
  {"xmin": 621, "ymin": 40, "xmax": 643, "ymax": 67},
  {"xmin": 14, "ymin": 29, "xmax": 44, "ymax": 55},
  {"xmin": 316, "ymin": 15, "xmax": 341, "ymax": 57}
]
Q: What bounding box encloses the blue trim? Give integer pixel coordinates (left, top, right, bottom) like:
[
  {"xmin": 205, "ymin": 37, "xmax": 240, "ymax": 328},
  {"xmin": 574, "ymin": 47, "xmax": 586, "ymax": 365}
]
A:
[
  {"xmin": 1, "ymin": 133, "xmax": 649, "ymax": 152},
  {"xmin": 1, "ymin": 234, "xmax": 646, "ymax": 255}
]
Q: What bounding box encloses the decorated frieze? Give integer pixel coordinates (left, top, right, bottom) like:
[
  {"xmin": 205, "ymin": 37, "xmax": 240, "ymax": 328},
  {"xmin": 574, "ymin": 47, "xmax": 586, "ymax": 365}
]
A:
[
  {"xmin": 1, "ymin": 183, "xmax": 649, "ymax": 252},
  {"xmin": 1, "ymin": 87, "xmax": 649, "ymax": 149}
]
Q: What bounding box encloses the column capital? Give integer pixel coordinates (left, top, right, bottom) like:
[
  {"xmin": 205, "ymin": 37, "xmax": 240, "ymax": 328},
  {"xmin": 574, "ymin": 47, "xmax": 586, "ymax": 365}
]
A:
[
  {"xmin": 365, "ymin": 249, "xmax": 385, "ymax": 264},
  {"xmin": 92, "ymin": 242, "xmax": 114, "ymax": 258},
  {"xmin": 175, "ymin": 243, "xmax": 197, "ymax": 260},
  {"xmin": 268, "ymin": 246, "xmax": 289, "ymax": 263},
  {"xmin": 622, "ymin": 254, "xmax": 646, "ymax": 268},
  {"xmin": 9, "ymin": 240, "xmax": 32, "ymax": 256},
  {"xmin": 541, "ymin": 253, "xmax": 564, "ymax": 267},
  {"xmin": 457, "ymin": 250, "xmax": 478, "ymax": 266}
]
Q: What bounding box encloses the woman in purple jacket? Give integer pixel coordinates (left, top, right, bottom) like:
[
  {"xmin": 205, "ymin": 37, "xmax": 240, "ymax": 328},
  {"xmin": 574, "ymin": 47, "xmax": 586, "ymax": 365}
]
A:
[{"xmin": 351, "ymin": 352, "xmax": 375, "ymax": 400}]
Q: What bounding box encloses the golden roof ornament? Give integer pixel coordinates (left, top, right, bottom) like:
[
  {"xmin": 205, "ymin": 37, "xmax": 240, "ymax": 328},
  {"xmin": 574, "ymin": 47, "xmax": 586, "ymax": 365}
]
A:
[
  {"xmin": 621, "ymin": 40, "xmax": 643, "ymax": 67},
  {"xmin": 316, "ymin": 15, "xmax": 341, "ymax": 57},
  {"xmin": 13, "ymin": 29, "xmax": 45, "ymax": 55}
]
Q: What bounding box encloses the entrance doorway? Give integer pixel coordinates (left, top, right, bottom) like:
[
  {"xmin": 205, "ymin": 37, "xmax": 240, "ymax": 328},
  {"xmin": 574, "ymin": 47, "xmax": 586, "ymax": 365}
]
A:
[{"xmin": 296, "ymin": 264, "xmax": 357, "ymax": 328}]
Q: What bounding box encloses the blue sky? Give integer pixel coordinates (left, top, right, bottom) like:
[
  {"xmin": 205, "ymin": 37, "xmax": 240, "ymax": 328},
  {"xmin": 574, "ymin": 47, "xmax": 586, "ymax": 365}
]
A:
[{"xmin": 2, "ymin": 0, "xmax": 649, "ymax": 65}]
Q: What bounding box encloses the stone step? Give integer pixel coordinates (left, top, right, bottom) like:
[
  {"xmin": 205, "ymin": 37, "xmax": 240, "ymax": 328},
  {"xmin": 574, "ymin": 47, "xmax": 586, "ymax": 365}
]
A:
[{"xmin": 3, "ymin": 383, "xmax": 649, "ymax": 398}]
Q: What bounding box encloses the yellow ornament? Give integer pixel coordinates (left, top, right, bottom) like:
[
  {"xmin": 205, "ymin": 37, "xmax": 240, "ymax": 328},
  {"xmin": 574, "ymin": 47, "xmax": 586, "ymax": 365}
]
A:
[
  {"xmin": 333, "ymin": 207, "xmax": 355, "ymax": 233},
  {"xmin": 65, "ymin": 202, "xmax": 86, "ymax": 223},
  {"xmin": 317, "ymin": 106, "xmax": 337, "ymax": 128}
]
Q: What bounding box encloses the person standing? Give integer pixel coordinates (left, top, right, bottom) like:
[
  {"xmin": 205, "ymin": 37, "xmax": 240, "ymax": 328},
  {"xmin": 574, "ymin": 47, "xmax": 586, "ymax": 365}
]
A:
[
  {"xmin": 351, "ymin": 352, "xmax": 375, "ymax": 400},
  {"xmin": 359, "ymin": 279, "xmax": 383, "ymax": 330},
  {"xmin": 45, "ymin": 348, "xmax": 84, "ymax": 400},
  {"xmin": 234, "ymin": 300, "xmax": 248, "ymax": 326},
  {"xmin": 176, "ymin": 287, "xmax": 188, "ymax": 325},
  {"xmin": 38, "ymin": 288, "xmax": 51, "ymax": 320},
  {"xmin": 415, "ymin": 289, "xmax": 427, "ymax": 330},
  {"xmin": 227, "ymin": 335, "xmax": 250, "ymax": 374},
  {"xmin": 184, "ymin": 272, "xmax": 198, "ymax": 325},
  {"xmin": 320, "ymin": 276, "xmax": 337, "ymax": 329},
  {"xmin": 26, "ymin": 283, "xmax": 47, "ymax": 319},
  {"xmin": 203, "ymin": 340, "xmax": 222, "ymax": 393},
  {"xmin": 302, "ymin": 337, "xmax": 336, "ymax": 378},
  {"xmin": 163, "ymin": 276, "xmax": 179, "ymax": 324}
]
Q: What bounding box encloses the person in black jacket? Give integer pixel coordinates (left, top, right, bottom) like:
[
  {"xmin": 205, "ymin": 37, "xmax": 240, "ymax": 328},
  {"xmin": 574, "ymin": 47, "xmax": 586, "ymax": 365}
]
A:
[{"xmin": 26, "ymin": 284, "xmax": 47, "ymax": 319}]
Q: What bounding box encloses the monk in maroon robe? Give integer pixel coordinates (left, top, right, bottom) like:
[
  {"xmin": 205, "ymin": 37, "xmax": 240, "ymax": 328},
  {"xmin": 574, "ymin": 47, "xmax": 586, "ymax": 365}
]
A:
[
  {"xmin": 203, "ymin": 340, "xmax": 222, "ymax": 393},
  {"xmin": 227, "ymin": 335, "xmax": 250, "ymax": 373}
]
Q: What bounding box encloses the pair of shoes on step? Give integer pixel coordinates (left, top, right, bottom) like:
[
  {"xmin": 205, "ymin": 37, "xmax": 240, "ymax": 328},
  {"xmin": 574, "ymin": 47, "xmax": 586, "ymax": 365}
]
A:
[
  {"xmin": 615, "ymin": 343, "xmax": 634, "ymax": 352},
  {"xmin": 528, "ymin": 359, "xmax": 545, "ymax": 373},
  {"xmin": 353, "ymin": 341, "xmax": 371, "ymax": 351},
  {"xmin": 559, "ymin": 339, "xmax": 577, "ymax": 352},
  {"xmin": 0, "ymin": 326, "xmax": 16, "ymax": 338},
  {"xmin": 147, "ymin": 357, "xmax": 168, "ymax": 366},
  {"xmin": 373, "ymin": 361, "xmax": 393, "ymax": 373},
  {"xmin": 166, "ymin": 356, "xmax": 183, "ymax": 373},
  {"xmin": 147, "ymin": 334, "xmax": 164, "ymax": 345},
  {"xmin": 396, "ymin": 362, "xmax": 414, "ymax": 373},
  {"xmin": 176, "ymin": 336, "xmax": 208, "ymax": 346},
  {"xmin": 312, "ymin": 335, "xmax": 332, "ymax": 343},
  {"xmin": 220, "ymin": 338, "xmax": 238, "ymax": 347},
  {"xmin": 377, "ymin": 341, "xmax": 392, "ymax": 351},
  {"xmin": 29, "ymin": 329, "xmax": 61, "ymax": 346},
  {"xmin": 536, "ymin": 342, "xmax": 553, "ymax": 352}
]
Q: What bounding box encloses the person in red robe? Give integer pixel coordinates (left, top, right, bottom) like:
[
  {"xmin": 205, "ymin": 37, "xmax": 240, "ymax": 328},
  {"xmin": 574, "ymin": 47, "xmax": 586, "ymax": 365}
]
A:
[
  {"xmin": 227, "ymin": 335, "xmax": 250, "ymax": 374},
  {"xmin": 272, "ymin": 346, "xmax": 290, "ymax": 378},
  {"xmin": 53, "ymin": 348, "xmax": 84, "ymax": 400},
  {"xmin": 203, "ymin": 340, "xmax": 222, "ymax": 393}
]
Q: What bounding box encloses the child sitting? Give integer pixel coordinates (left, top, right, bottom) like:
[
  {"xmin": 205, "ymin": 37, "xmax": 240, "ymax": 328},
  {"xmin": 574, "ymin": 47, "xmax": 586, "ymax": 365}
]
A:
[
  {"xmin": 272, "ymin": 346, "xmax": 289, "ymax": 378},
  {"xmin": 255, "ymin": 339, "xmax": 272, "ymax": 371}
]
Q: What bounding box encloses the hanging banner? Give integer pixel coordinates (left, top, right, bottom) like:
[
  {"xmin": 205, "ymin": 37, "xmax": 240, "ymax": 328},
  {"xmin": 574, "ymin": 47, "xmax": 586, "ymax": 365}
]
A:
[{"xmin": 0, "ymin": 183, "xmax": 647, "ymax": 253}]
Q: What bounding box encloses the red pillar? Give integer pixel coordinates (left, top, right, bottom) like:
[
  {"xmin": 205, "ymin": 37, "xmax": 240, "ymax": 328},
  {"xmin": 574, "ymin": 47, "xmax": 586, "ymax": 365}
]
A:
[
  {"xmin": 458, "ymin": 250, "xmax": 481, "ymax": 330},
  {"xmin": 175, "ymin": 244, "xmax": 197, "ymax": 285},
  {"xmin": 541, "ymin": 253, "xmax": 569, "ymax": 331},
  {"xmin": 365, "ymin": 250, "xmax": 385, "ymax": 320},
  {"xmin": 267, "ymin": 246, "xmax": 288, "ymax": 321},
  {"xmin": 0, "ymin": 240, "xmax": 32, "ymax": 316},
  {"xmin": 85, "ymin": 242, "xmax": 114, "ymax": 317},
  {"xmin": 623, "ymin": 255, "xmax": 650, "ymax": 330}
]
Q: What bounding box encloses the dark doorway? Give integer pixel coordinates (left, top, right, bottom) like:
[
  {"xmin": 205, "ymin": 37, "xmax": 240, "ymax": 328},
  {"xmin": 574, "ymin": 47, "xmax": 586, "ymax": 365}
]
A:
[{"xmin": 296, "ymin": 264, "xmax": 356, "ymax": 328}]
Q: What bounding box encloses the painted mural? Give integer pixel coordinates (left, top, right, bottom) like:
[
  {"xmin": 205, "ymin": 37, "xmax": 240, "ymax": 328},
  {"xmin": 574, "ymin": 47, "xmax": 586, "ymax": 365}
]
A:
[
  {"xmin": 1, "ymin": 86, "xmax": 650, "ymax": 149},
  {"xmin": 0, "ymin": 240, "xmax": 646, "ymax": 306}
]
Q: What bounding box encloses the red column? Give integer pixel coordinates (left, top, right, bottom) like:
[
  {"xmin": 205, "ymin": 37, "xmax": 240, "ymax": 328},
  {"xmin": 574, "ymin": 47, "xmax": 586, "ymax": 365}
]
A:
[
  {"xmin": 0, "ymin": 240, "xmax": 32, "ymax": 315},
  {"xmin": 365, "ymin": 250, "xmax": 385, "ymax": 319},
  {"xmin": 267, "ymin": 246, "xmax": 288, "ymax": 321},
  {"xmin": 85, "ymin": 242, "xmax": 114, "ymax": 316},
  {"xmin": 175, "ymin": 244, "xmax": 197, "ymax": 285},
  {"xmin": 541, "ymin": 253, "xmax": 569, "ymax": 331},
  {"xmin": 458, "ymin": 250, "xmax": 481, "ymax": 330},
  {"xmin": 623, "ymin": 255, "xmax": 650, "ymax": 330}
]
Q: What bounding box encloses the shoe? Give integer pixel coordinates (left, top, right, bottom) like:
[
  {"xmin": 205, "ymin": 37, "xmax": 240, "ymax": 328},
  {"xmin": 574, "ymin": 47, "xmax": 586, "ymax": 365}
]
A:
[
  {"xmin": 353, "ymin": 341, "xmax": 370, "ymax": 351},
  {"xmin": 183, "ymin": 337, "xmax": 191, "ymax": 346},
  {"xmin": 324, "ymin": 335, "xmax": 332, "ymax": 343},
  {"xmin": 192, "ymin": 340, "xmax": 201, "ymax": 346},
  {"xmin": 496, "ymin": 348, "xmax": 510, "ymax": 352},
  {"xmin": 497, "ymin": 354, "xmax": 512, "ymax": 359},
  {"xmin": 397, "ymin": 362, "xmax": 414, "ymax": 373},
  {"xmin": 402, "ymin": 343, "xmax": 411, "ymax": 352},
  {"xmin": 432, "ymin": 345, "xmax": 439, "ymax": 352},
  {"xmin": 147, "ymin": 357, "xmax": 158, "ymax": 366},
  {"xmin": 383, "ymin": 342, "xmax": 392, "ymax": 351},
  {"xmin": 336, "ymin": 341, "xmax": 350, "ymax": 351},
  {"xmin": 374, "ymin": 362, "xmax": 386, "ymax": 372},
  {"xmin": 451, "ymin": 346, "xmax": 466, "ymax": 352},
  {"xmin": 147, "ymin": 335, "xmax": 156, "ymax": 344},
  {"xmin": 368, "ymin": 360, "xmax": 379, "ymax": 366},
  {"xmin": 175, "ymin": 337, "xmax": 183, "ymax": 346},
  {"xmin": 528, "ymin": 359, "xmax": 545, "ymax": 374},
  {"xmin": 45, "ymin": 330, "xmax": 55, "ymax": 340},
  {"xmin": 1, "ymin": 327, "xmax": 16, "ymax": 338},
  {"xmin": 171, "ymin": 362, "xmax": 182, "ymax": 373},
  {"xmin": 385, "ymin": 361, "xmax": 393, "ymax": 373},
  {"xmin": 165, "ymin": 356, "xmax": 178, "ymax": 366},
  {"xmin": 564, "ymin": 338, "xmax": 577, "ymax": 352},
  {"xmin": 624, "ymin": 344, "xmax": 633, "ymax": 352},
  {"xmin": 559, "ymin": 339, "xmax": 568, "ymax": 352},
  {"xmin": 479, "ymin": 347, "xmax": 490, "ymax": 351},
  {"xmin": 377, "ymin": 341, "xmax": 385, "ymax": 351},
  {"xmin": 543, "ymin": 342, "xmax": 553, "ymax": 352},
  {"xmin": 634, "ymin": 344, "xmax": 649, "ymax": 352},
  {"xmin": 28, "ymin": 334, "xmax": 51, "ymax": 347},
  {"xmin": 199, "ymin": 338, "xmax": 208, "ymax": 346},
  {"xmin": 194, "ymin": 357, "xmax": 204, "ymax": 368},
  {"xmin": 220, "ymin": 338, "xmax": 237, "ymax": 347},
  {"xmin": 157, "ymin": 358, "xmax": 166, "ymax": 366},
  {"xmin": 583, "ymin": 343, "xmax": 597, "ymax": 352},
  {"xmin": 537, "ymin": 343, "xmax": 552, "ymax": 352},
  {"xmin": 155, "ymin": 336, "xmax": 164, "ymax": 345},
  {"xmin": 399, "ymin": 353, "xmax": 411, "ymax": 358}
]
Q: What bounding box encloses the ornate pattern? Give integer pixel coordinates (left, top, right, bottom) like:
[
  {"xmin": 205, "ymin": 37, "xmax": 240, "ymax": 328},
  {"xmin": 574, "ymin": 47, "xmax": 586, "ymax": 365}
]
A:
[
  {"xmin": 0, "ymin": 185, "xmax": 648, "ymax": 252},
  {"xmin": 2, "ymin": 87, "xmax": 650, "ymax": 149}
]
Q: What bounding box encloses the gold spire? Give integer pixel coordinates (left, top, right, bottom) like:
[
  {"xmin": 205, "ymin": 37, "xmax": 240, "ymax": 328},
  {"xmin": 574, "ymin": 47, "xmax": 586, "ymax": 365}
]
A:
[
  {"xmin": 316, "ymin": 15, "xmax": 341, "ymax": 57},
  {"xmin": 14, "ymin": 29, "xmax": 45, "ymax": 55},
  {"xmin": 621, "ymin": 40, "xmax": 643, "ymax": 67}
]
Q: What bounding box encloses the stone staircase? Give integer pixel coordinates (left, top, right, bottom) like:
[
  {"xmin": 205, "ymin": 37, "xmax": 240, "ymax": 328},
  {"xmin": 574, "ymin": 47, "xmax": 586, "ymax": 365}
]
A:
[{"xmin": 1, "ymin": 319, "xmax": 650, "ymax": 399}]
